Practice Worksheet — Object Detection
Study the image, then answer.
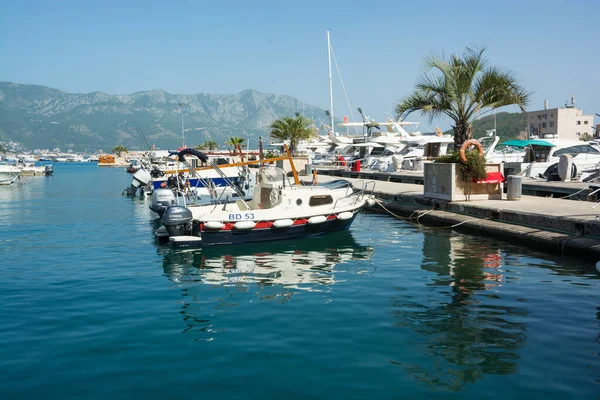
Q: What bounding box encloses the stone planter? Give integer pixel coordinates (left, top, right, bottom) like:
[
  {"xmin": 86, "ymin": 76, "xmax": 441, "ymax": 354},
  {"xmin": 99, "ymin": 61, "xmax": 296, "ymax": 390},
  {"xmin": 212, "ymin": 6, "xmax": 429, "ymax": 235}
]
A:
[{"xmin": 424, "ymin": 162, "xmax": 504, "ymax": 201}]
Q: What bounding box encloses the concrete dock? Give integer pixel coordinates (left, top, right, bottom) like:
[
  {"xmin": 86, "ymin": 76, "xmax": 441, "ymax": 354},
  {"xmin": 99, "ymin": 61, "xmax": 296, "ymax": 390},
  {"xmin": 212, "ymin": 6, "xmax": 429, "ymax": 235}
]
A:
[
  {"xmin": 303, "ymin": 174, "xmax": 600, "ymax": 259},
  {"xmin": 314, "ymin": 167, "xmax": 596, "ymax": 201}
]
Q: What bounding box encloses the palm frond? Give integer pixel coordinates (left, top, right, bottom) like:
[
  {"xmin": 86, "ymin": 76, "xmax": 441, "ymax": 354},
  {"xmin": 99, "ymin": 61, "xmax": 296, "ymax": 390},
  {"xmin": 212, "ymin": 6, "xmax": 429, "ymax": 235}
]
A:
[{"xmin": 396, "ymin": 46, "xmax": 529, "ymax": 146}]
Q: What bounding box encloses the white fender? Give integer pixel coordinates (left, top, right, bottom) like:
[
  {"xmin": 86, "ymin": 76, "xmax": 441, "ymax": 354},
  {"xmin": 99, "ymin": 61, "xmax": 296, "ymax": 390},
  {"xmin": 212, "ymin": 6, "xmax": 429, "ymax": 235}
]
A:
[
  {"xmin": 337, "ymin": 211, "xmax": 353, "ymax": 220},
  {"xmin": 204, "ymin": 221, "xmax": 225, "ymax": 230},
  {"xmin": 273, "ymin": 219, "xmax": 294, "ymax": 228},
  {"xmin": 234, "ymin": 221, "xmax": 256, "ymax": 230},
  {"xmin": 308, "ymin": 215, "xmax": 327, "ymax": 224}
]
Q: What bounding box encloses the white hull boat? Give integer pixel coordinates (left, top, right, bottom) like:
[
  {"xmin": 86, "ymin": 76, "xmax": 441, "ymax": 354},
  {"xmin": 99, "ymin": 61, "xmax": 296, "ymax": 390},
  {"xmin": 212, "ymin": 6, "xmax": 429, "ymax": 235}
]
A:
[
  {"xmin": 0, "ymin": 165, "xmax": 21, "ymax": 185},
  {"xmin": 156, "ymin": 150, "xmax": 376, "ymax": 248},
  {"xmin": 18, "ymin": 163, "xmax": 53, "ymax": 176}
]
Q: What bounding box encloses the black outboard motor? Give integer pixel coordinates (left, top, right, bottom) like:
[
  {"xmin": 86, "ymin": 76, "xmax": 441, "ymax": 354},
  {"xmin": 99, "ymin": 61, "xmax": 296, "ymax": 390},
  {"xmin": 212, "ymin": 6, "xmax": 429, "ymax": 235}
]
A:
[
  {"xmin": 150, "ymin": 165, "xmax": 165, "ymax": 179},
  {"xmin": 162, "ymin": 206, "xmax": 193, "ymax": 237}
]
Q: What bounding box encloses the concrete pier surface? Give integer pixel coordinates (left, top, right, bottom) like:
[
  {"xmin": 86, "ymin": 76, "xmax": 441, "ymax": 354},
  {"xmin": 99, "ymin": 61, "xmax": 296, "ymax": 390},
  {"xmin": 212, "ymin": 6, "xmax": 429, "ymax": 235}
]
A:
[
  {"xmin": 314, "ymin": 167, "xmax": 596, "ymax": 201},
  {"xmin": 303, "ymin": 174, "xmax": 600, "ymax": 259}
]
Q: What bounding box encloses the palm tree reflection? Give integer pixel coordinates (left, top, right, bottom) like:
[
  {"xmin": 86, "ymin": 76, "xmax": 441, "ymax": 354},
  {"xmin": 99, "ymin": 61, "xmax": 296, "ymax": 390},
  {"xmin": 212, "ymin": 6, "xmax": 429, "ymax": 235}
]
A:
[
  {"xmin": 392, "ymin": 232, "xmax": 527, "ymax": 390},
  {"xmin": 160, "ymin": 231, "xmax": 375, "ymax": 341}
]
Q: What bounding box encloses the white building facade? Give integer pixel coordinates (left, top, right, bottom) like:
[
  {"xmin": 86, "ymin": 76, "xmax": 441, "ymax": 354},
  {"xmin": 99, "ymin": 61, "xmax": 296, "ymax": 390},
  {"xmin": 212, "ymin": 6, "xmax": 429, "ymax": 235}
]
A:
[{"xmin": 526, "ymin": 99, "xmax": 594, "ymax": 141}]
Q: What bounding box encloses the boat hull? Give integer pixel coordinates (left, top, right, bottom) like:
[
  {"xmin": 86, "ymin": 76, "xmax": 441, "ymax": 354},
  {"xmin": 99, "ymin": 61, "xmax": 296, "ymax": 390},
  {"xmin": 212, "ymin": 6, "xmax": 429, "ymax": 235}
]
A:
[
  {"xmin": 189, "ymin": 212, "xmax": 358, "ymax": 247},
  {"xmin": 0, "ymin": 167, "xmax": 20, "ymax": 185}
]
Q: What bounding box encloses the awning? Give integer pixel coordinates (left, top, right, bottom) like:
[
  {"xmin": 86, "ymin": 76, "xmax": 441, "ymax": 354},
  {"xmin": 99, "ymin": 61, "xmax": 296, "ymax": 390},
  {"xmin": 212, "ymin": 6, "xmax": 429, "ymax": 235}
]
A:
[
  {"xmin": 351, "ymin": 142, "xmax": 385, "ymax": 148},
  {"xmin": 500, "ymin": 140, "xmax": 556, "ymax": 147}
]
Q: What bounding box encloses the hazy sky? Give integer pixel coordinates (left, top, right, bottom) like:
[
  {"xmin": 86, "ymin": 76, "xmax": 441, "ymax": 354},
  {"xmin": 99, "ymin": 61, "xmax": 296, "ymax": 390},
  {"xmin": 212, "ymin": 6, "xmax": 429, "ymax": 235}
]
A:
[{"xmin": 1, "ymin": 0, "xmax": 598, "ymax": 130}]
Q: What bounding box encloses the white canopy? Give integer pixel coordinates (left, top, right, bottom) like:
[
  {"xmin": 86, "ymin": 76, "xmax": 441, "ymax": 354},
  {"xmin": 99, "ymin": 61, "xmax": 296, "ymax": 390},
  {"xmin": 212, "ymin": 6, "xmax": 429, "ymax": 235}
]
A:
[{"xmin": 351, "ymin": 142, "xmax": 385, "ymax": 148}]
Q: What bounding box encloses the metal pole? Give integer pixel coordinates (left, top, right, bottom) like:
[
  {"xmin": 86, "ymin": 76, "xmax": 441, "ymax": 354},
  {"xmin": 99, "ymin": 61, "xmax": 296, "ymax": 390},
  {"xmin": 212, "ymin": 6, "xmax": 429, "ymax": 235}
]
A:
[
  {"xmin": 179, "ymin": 102, "xmax": 185, "ymax": 148},
  {"xmin": 327, "ymin": 30, "xmax": 334, "ymax": 136},
  {"xmin": 493, "ymin": 108, "xmax": 496, "ymax": 137}
]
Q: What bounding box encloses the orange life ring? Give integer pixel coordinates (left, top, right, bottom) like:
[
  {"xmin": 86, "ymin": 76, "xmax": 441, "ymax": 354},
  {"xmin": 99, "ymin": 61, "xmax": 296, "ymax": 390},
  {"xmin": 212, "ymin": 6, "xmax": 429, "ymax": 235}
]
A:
[{"xmin": 459, "ymin": 139, "xmax": 484, "ymax": 164}]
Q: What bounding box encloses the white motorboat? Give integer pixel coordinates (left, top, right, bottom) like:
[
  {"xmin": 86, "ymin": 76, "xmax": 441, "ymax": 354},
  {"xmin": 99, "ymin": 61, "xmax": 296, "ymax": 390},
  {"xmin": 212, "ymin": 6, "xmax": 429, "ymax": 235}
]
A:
[
  {"xmin": 16, "ymin": 160, "xmax": 53, "ymax": 176},
  {"xmin": 148, "ymin": 168, "xmax": 257, "ymax": 218},
  {"xmin": 0, "ymin": 164, "xmax": 21, "ymax": 185},
  {"xmin": 156, "ymin": 149, "xmax": 376, "ymax": 248},
  {"xmin": 503, "ymin": 139, "xmax": 600, "ymax": 180},
  {"xmin": 477, "ymin": 135, "xmax": 525, "ymax": 163}
]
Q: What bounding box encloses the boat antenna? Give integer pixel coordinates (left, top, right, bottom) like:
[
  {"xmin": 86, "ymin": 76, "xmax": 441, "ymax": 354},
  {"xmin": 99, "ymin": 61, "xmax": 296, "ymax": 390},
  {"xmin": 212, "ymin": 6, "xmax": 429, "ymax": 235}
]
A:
[
  {"xmin": 259, "ymin": 136, "xmax": 264, "ymax": 166},
  {"xmin": 178, "ymin": 102, "xmax": 186, "ymax": 148},
  {"xmin": 327, "ymin": 30, "xmax": 334, "ymax": 137},
  {"xmin": 357, "ymin": 107, "xmax": 368, "ymax": 137}
]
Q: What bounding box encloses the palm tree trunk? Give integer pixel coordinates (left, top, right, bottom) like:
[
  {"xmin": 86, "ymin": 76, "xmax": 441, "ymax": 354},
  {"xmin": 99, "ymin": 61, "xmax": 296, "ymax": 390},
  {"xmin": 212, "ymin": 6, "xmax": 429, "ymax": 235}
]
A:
[{"xmin": 452, "ymin": 122, "xmax": 473, "ymax": 150}]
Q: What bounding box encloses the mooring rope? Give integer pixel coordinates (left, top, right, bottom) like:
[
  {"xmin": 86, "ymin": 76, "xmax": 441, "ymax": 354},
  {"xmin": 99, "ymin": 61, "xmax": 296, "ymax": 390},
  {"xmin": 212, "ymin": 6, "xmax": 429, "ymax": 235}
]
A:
[
  {"xmin": 372, "ymin": 198, "xmax": 487, "ymax": 229},
  {"xmin": 553, "ymin": 185, "xmax": 592, "ymax": 200}
]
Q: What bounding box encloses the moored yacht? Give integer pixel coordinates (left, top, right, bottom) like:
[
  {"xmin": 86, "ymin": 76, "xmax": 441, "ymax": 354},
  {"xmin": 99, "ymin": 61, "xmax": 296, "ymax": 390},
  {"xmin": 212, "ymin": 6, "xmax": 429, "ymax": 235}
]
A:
[
  {"xmin": 156, "ymin": 149, "xmax": 376, "ymax": 248},
  {"xmin": 0, "ymin": 164, "xmax": 21, "ymax": 185}
]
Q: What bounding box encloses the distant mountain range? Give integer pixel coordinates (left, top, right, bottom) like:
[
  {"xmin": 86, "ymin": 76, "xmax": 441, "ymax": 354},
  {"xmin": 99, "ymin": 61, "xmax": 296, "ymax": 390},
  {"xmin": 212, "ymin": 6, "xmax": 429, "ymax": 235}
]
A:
[
  {"xmin": 0, "ymin": 82, "xmax": 330, "ymax": 152},
  {"xmin": 0, "ymin": 81, "xmax": 529, "ymax": 152}
]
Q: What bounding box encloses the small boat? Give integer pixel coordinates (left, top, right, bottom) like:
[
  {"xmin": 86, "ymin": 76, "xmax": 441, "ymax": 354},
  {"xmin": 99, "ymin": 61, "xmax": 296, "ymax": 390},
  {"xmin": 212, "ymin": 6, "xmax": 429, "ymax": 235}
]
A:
[
  {"xmin": 503, "ymin": 139, "xmax": 600, "ymax": 180},
  {"xmin": 148, "ymin": 170, "xmax": 257, "ymax": 218},
  {"xmin": 0, "ymin": 164, "xmax": 21, "ymax": 185},
  {"xmin": 16, "ymin": 160, "xmax": 53, "ymax": 176},
  {"xmin": 156, "ymin": 148, "xmax": 376, "ymax": 248}
]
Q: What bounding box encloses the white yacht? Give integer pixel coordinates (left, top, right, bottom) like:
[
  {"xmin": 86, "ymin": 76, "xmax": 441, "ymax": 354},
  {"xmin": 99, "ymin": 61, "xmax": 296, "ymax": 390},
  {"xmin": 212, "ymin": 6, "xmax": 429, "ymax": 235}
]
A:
[
  {"xmin": 503, "ymin": 139, "xmax": 600, "ymax": 180},
  {"xmin": 0, "ymin": 164, "xmax": 21, "ymax": 185}
]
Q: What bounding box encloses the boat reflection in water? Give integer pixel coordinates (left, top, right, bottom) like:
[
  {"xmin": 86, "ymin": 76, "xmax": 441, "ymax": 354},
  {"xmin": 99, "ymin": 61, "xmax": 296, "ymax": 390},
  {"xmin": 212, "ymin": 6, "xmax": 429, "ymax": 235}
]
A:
[
  {"xmin": 159, "ymin": 231, "xmax": 374, "ymax": 340},
  {"xmin": 161, "ymin": 230, "xmax": 375, "ymax": 291}
]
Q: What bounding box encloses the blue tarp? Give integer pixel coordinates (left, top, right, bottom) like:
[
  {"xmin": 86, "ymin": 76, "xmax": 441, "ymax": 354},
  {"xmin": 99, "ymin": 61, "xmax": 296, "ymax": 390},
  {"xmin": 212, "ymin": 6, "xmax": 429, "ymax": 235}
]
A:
[{"xmin": 500, "ymin": 140, "xmax": 556, "ymax": 147}]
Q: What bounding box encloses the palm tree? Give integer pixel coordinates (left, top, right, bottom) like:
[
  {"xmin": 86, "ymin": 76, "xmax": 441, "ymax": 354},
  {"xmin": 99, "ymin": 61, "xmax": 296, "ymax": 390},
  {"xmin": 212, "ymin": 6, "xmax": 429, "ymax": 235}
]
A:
[
  {"xmin": 269, "ymin": 113, "xmax": 315, "ymax": 155},
  {"xmin": 395, "ymin": 46, "xmax": 531, "ymax": 149},
  {"xmin": 112, "ymin": 145, "xmax": 128, "ymax": 156},
  {"xmin": 225, "ymin": 136, "xmax": 246, "ymax": 150},
  {"xmin": 199, "ymin": 140, "xmax": 218, "ymax": 151}
]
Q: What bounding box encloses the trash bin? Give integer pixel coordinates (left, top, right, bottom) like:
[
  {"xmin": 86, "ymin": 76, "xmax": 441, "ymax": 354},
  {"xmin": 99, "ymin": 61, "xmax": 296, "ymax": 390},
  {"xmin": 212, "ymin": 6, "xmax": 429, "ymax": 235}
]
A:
[
  {"xmin": 507, "ymin": 175, "xmax": 522, "ymax": 201},
  {"xmin": 305, "ymin": 164, "xmax": 312, "ymax": 175}
]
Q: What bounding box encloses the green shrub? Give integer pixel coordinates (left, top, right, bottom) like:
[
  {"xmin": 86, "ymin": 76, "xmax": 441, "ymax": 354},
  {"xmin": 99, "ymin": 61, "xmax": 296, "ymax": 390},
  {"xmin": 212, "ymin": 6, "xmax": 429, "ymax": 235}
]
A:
[{"xmin": 435, "ymin": 151, "xmax": 488, "ymax": 182}]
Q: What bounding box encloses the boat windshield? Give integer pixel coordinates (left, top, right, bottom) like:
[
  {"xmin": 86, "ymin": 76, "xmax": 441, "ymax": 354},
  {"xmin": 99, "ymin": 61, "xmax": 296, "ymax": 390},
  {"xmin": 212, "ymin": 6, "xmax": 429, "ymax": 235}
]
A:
[
  {"xmin": 554, "ymin": 144, "xmax": 600, "ymax": 156},
  {"xmin": 260, "ymin": 167, "xmax": 286, "ymax": 184}
]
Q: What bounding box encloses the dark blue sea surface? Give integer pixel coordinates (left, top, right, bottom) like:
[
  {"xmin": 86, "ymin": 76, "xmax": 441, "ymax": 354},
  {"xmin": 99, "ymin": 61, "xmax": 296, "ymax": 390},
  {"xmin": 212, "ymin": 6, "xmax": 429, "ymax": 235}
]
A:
[{"xmin": 0, "ymin": 163, "xmax": 598, "ymax": 399}]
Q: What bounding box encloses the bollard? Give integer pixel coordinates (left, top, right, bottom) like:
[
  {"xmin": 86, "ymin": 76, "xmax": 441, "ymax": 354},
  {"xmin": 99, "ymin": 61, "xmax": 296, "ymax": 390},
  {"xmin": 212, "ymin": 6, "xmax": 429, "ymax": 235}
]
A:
[{"xmin": 507, "ymin": 175, "xmax": 522, "ymax": 200}]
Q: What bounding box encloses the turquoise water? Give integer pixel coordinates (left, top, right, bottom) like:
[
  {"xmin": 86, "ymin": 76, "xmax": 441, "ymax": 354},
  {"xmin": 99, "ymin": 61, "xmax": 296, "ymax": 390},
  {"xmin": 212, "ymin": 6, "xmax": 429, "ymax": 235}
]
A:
[{"xmin": 0, "ymin": 163, "xmax": 598, "ymax": 399}]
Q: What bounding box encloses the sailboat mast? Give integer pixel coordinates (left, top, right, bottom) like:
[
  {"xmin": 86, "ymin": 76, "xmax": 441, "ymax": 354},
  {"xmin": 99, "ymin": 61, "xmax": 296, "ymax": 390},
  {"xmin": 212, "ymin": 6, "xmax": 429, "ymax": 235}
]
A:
[
  {"xmin": 327, "ymin": 30, "xmax": 334, "ymax": 136},
  {"xmin": 179, "ymin": 102, "xmax": 185, "ymax": 148}
]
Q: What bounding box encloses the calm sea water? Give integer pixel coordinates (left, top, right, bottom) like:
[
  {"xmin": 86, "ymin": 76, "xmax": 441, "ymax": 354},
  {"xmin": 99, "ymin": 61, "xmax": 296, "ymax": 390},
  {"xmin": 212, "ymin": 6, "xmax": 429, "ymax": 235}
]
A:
[{"xmin": 0, "ymin": 163, "xmax": 598, "ymax": 399}]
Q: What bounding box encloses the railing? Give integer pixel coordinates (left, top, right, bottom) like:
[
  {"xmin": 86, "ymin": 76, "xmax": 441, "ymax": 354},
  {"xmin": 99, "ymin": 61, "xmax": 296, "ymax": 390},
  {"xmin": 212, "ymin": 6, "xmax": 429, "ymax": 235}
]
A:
[{"xmin": 332, "ymin": 179, "xmax": 376, "ymax": 209}]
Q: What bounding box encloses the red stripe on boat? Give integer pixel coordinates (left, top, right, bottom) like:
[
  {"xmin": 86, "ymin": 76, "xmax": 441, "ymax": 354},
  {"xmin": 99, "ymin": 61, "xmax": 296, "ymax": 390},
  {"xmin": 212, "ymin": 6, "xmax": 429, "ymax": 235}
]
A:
[{"xmin": 254, "ymin": 221, "xmax": 274, "ymax": 229}]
